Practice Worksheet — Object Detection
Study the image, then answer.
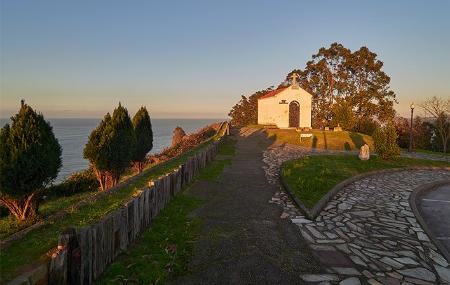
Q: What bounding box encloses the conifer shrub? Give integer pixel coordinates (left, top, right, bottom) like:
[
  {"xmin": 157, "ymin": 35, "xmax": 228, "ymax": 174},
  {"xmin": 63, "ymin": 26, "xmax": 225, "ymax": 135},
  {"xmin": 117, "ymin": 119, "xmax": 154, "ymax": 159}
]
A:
[
  {"xmin": 84, "ymin": 103, "xmax": 136, "ymax": 191},
  {"xmin": 0, "ymin": 100, "xmax": 62, "ymax": 221},
  {"xmin": 132, "ymin": 107, "xmax": 153, "ymax": 173},
  {"xmin": 46, "ymin": 168, "xmax": 98, "ymax": 197},
  {"xmin": 373, "ymin": 123, "xmax": 400, "ymax": 160}
]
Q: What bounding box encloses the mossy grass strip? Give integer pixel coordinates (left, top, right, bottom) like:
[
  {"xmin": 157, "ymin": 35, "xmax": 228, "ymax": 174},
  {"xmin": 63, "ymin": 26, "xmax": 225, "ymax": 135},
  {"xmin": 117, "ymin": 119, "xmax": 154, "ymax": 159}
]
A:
[
  {"xmin": 0, "ymin": 129, "xmax": 226, "ymax": 283},
  {"xmin": 281, "ymin": 155, "xmax": 449, "ymax": 211},
  {"xmin": 96, "ymin": 136, "xmax": 236, "ymax": 284}
]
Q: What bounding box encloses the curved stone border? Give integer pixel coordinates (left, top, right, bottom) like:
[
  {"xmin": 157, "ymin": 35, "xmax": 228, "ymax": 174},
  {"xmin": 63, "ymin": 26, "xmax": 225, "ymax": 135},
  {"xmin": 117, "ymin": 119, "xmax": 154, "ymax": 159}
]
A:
[
  {"xmin": 410, "ymin": 180, "xmax": 450, "ymax": 263},
  {"xmin": 279, "ymin": 164, "xmax": 450, "ymax": 220}
]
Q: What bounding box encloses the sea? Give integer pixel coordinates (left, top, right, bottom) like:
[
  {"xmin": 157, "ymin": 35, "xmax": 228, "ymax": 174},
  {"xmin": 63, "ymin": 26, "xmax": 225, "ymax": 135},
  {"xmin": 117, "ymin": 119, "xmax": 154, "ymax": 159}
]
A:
[{"xmin": 0, "ymin": 118, "xmax": 223, "ymax": 182}]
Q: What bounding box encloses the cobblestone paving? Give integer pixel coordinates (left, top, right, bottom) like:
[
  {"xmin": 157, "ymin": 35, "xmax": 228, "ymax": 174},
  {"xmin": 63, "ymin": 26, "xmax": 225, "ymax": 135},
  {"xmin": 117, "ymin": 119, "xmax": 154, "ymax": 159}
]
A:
[{"xmin": 264, "ymin": 143, "xmax": 450, "ymax": 284}]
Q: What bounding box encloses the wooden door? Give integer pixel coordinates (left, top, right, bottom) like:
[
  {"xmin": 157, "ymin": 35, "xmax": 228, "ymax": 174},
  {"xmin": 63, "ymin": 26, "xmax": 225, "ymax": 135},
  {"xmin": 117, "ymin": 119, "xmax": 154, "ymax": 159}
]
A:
[{"xmin": 289, "ymin": 101, "xmax": 300, "ymax": 128}]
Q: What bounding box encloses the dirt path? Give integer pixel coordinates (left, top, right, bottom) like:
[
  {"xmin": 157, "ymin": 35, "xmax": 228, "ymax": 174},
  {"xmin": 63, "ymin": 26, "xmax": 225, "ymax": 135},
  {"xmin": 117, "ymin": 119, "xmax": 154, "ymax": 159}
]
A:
[{"xmin": 170, "ymin": 128, "xmax": 322, "ymax": 284}]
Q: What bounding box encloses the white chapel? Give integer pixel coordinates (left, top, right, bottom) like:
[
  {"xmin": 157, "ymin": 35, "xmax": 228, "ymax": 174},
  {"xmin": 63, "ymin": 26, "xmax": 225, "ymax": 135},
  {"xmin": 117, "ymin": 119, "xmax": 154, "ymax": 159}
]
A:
[{"xmin": 257, "ymin": 74, "xmax": 312, "ymax": 129}]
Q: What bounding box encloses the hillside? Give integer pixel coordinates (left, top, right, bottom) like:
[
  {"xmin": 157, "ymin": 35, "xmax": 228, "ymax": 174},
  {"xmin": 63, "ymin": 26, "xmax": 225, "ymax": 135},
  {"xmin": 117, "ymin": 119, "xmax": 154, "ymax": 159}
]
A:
[{"xmin": 261, "ymin": 127, "xmax": 374, "ymax": 151}]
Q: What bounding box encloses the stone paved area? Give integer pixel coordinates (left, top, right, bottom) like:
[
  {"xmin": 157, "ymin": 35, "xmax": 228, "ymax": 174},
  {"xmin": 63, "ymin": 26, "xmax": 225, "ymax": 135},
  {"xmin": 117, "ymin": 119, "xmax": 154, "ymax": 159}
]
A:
[{"xmin": 264, "ymin": 143, "xmax": 450, "ymax": 284}]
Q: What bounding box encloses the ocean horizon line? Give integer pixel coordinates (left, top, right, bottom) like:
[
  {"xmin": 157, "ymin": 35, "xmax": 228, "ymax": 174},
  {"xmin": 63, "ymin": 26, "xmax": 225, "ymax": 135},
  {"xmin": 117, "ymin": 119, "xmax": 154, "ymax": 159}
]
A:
[{"xmin": 0, "ymin": 117, "xmax": 228, "ymax": 120}]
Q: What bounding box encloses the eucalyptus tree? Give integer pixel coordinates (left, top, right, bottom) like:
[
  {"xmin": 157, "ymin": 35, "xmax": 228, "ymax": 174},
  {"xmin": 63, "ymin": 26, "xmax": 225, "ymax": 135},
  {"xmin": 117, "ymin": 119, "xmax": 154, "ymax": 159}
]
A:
[
  {"xmin": 286, "ymin": 43, "xmax": 396, "ymax": 129},
  {"xmin": 228, "ymin": 88, "xmax": 273, "ymax": 127}
]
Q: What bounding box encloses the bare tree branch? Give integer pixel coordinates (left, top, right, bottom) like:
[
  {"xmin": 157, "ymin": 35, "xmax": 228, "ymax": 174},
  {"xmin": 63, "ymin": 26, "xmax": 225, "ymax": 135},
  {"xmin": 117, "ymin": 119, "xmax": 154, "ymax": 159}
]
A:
[
  {"xmin": 419, "ymin": 96, "xmax": 450, "ymax": 118},
  {"xmin": 419, "ymin": 96, "xmax": 450, "ymax": 152}
]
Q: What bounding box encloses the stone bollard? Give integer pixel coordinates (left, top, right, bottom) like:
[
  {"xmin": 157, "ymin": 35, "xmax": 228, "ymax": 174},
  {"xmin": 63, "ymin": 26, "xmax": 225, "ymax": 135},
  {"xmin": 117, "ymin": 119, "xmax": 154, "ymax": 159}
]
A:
[{"xmin": 358, "ymin": 143, "xmax": 370, "ymax": 160}]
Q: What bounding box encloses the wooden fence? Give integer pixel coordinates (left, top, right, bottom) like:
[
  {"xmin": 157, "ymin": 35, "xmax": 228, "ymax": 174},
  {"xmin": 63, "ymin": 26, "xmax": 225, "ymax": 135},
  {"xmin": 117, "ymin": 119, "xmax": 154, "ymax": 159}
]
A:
[{"xmin": 8, "ymin": 123, "xmax": 227, "ymax": 285}]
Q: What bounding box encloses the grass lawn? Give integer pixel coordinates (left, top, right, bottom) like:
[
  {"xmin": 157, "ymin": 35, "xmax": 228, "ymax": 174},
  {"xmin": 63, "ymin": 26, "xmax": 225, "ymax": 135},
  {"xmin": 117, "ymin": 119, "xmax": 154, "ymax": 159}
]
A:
[
  {"xmin": 95, "ymin": 194, "xmax": 202, "ymax": 285},
  {"xmin": 96, "ymin": 137, "xmax": 236, "ymax": 284},
  {"xmin": 282, "ymin": 155, "xmax": 449, "ymax": 209},
  {"xmin": 0, "ymin": 191, "xmax": 94, "ymax": 240},
  {"xmin": 262, "ymin": 128, "xmax": 374, "ymax": 151},
  {"xmin": 0, "ymin": 130, "xmax": 227, "ymax": 283}
]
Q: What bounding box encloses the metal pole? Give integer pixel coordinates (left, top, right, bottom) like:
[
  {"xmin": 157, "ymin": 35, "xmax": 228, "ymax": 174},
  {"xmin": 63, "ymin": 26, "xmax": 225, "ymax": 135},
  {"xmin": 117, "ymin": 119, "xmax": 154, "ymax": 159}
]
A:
[{"xmin": 409, "ymin": 107, "xmax": 414, "ymax": 152}]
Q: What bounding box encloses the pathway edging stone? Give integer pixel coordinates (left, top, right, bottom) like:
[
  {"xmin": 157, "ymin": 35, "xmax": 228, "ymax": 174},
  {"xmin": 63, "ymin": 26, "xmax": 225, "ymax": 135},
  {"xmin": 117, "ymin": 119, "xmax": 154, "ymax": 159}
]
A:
[{"xmin": 280, "ymin": 165, "xmax": 450, "ymax": 220}]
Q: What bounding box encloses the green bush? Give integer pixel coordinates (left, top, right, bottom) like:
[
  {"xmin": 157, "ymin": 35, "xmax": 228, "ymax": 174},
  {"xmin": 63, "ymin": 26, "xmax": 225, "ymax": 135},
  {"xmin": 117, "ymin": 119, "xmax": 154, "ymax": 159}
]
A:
[
  {"xmin": 46, "ymin": 168, "xmax": 99, "ymax": 197},
  {"xmin": 353, "ymin": 117, "xmax": 380, "ymax": 135},
  {"xmin": 373, "ymin": 123, "xmax": 400, "ymax": 159},
  {"xmin": 332, "ymin": 100, "xmax": 356, "ymax": 130}
]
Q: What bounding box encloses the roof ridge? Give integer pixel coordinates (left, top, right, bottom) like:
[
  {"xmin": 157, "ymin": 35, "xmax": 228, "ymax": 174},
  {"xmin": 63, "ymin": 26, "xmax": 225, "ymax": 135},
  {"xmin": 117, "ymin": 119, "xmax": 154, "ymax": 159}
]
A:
[{"xmin": 258, "ymin": 87, "xmax": 288, "ymax": 100}]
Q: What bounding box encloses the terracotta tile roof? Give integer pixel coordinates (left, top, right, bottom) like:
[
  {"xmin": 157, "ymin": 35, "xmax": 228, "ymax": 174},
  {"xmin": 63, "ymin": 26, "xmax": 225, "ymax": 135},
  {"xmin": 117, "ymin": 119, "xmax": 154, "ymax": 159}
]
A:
[{"xmin": 258, "ymin": 87, "xmax": 288, "ymax": 100}]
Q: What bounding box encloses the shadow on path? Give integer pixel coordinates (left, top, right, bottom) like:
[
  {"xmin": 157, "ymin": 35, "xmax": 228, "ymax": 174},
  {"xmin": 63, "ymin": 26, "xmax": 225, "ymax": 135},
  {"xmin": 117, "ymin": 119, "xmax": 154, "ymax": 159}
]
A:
[{"xmin": 171, "ymin": 128, "xmax": 322, "ymax": 284}]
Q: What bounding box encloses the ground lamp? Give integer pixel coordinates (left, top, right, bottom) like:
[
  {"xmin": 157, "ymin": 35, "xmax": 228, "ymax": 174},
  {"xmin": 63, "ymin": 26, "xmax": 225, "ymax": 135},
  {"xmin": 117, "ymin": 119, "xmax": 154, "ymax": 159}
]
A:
[{"xmin": 409, "ymin": 102, "xmax": 415, "ymax": 152}]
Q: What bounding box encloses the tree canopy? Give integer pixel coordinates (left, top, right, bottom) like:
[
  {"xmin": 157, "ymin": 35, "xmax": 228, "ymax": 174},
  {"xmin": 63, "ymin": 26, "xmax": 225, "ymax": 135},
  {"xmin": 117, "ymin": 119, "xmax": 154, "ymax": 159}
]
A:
[
  {"xmin": 286, "ymin": 43, "xmax": 396, "ymax": 129},
  {"xmin": 0, "ymin": 100, "xmax": 62, "ymax": 221},
  {"xmin": 228, "ymin": 43, "xmax": 397, "ymax": 131},
  {"xmin": 228, "ymin": 88, "xmax": 273, "ymax": 127},
  {"xmin": 84, "ymin": 103, "xmax": 136, "ymax": 190},
  {"xmin": 132, "ymin": 106, "xmax": 153, "ymax": 173}
]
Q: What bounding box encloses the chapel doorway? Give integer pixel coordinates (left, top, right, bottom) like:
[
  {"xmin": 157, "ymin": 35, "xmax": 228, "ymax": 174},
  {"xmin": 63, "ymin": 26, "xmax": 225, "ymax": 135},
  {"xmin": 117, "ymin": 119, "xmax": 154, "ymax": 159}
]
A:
[{"xmin": 289, "ymin": 101, "xmax": 300, "ymax": 128}]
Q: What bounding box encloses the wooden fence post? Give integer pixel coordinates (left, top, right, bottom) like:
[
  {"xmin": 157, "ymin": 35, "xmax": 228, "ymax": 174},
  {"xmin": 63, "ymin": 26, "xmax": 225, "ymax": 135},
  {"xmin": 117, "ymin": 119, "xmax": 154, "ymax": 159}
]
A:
[
  {"xmin": 77, "ymin": 226, "xmax": 93, "ymax": 284},
  {"xmin": 143, "ymin": 188, "xmax": 150, "ymax": 228},
  {"xmin": 49, "ymin": 227, "xmax": 78, "ymax": 285},
  {"xmin": 45, "ymin": 128, "xmax": 225, "ymax": 285},
  {"xmin": 138, "ymin": 192, "xmax": 145, "ymax": 233}
]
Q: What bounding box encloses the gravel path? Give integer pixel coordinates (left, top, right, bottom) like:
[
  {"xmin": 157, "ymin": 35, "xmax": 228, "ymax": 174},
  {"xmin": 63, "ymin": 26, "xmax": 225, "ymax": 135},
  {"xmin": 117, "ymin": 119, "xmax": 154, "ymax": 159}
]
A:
[
  {"xmin": 263, "ymin": 143, "xmax": 450, "ymax": 284},
  {"xmin": 170, "ymin": 128, "xmax": 323, "ymax": 285}
]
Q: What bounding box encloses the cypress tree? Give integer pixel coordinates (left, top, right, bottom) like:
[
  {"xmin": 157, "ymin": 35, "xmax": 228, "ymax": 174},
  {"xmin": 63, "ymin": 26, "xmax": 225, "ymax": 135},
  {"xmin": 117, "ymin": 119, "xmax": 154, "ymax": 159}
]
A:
[
  {"xmin": 84, "ymin": 103, "xmax": 136, "ymax": 190},
  {"xmin": 132, "ymin": 106, "xmax": 153, "ymax": 173},
  {"xmin": 83, "ymin": 113, "xmax": 112, "ymax": 191},
  {"xmin": 0, "ymin": 100, "xmax": 62, "ymax": 221}
]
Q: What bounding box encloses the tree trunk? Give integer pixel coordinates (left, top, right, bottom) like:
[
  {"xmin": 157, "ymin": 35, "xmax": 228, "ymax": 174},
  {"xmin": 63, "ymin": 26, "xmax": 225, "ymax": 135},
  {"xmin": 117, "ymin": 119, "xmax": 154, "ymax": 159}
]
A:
[
  {"xmin": 133, "ymin": 161, "xmax": 143, "ymax": 174},
  {"xmin": 92, "ymin": 167, "xmax": 107, "ymax": 191},
  {"xmin": 438, "ymin": 126, "xmax": 449, "ymax": 153},
  {"xmin": 112, "ymin": 177, "xmax": 119, "ymax": 188},
  {"xmin": 443, "ymin": 135, "xmax": 448, "ymax": 153},
  {"xmin": 0, "ymin": 193, "xmax": 39, "ymax": 221}
]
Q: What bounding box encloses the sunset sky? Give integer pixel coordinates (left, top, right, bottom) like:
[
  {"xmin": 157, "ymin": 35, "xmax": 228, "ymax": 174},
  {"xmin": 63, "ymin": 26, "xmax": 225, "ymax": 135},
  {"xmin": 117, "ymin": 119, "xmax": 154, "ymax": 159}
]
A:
[{"xmin": 1, "ymin": 0, "xmax": 449, "ymax": 118}]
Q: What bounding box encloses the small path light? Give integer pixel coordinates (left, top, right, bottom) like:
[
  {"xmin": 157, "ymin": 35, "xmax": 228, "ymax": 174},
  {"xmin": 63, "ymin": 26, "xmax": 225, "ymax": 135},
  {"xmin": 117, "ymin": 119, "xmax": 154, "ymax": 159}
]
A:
[{"xmin": 409, "ymin": 102, "xmax": 415, "ymax": 152}]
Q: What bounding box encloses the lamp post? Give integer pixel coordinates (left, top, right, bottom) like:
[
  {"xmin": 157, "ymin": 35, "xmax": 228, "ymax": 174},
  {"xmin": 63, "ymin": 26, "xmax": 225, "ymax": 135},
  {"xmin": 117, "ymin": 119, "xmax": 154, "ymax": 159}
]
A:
[{"xmin": 409, "ymin": 103, "xmax": 415, "ymax": 152}]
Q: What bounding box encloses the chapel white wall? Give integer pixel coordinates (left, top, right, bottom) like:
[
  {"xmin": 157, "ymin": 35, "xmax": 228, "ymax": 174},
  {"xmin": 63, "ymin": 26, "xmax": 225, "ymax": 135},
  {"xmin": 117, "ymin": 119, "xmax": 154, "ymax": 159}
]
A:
[{"xmin": 257, "ymin": 86, "xmax": 311, "ymax": 128}]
